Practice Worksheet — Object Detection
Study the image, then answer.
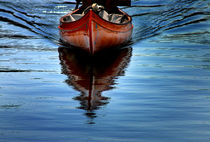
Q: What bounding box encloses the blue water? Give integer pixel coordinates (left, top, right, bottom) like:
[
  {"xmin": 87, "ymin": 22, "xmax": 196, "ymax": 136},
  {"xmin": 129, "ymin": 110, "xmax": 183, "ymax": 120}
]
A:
[{"xmin": 0, "ymin": 0, "xmax": 210, "ymax": 142}]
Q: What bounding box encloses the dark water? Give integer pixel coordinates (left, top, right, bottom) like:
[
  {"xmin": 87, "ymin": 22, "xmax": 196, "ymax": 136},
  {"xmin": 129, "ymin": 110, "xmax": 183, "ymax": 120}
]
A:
[{"xmin": 1, "ymin": 0, "xmax": 210, "ymax": 141}]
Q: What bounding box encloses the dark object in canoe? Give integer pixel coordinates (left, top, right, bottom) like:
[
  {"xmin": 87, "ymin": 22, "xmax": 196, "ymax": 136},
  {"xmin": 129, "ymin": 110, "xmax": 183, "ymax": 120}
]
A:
[
  {"xmin": 80, "ymin": 0, "xmax": 131, "ymax": 6},
  {"xmin": 79, "ymin": 0, "xmax": 131, "ymax": 10},
  {"xmin": 114, "ymin": 0, "xmax": 131, "ymax": 6}
]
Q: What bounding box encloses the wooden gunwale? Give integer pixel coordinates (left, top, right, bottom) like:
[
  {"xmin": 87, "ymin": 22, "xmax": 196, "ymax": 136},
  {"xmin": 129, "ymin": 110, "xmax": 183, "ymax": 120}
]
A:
[{"xmin": 58, "ymin": 8, "xmax": 133, "ymax": 33}]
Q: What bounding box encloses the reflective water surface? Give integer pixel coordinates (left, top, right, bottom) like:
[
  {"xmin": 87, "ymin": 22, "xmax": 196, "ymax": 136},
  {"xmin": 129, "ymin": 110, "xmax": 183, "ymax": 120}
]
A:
[
  {"xmin": 59, "ymin": 47, "xmax": 132, "ymax": 121},
  {"xmin": 0, "ymin": 0, "xmax": 210, "ymax": 142}
]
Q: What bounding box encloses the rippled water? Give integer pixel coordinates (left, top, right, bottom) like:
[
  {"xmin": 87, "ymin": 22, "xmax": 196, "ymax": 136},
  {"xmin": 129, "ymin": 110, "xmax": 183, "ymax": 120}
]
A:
[{"xmin": 1, "ymin": 0, "xmax": 210, "ymax": 141}]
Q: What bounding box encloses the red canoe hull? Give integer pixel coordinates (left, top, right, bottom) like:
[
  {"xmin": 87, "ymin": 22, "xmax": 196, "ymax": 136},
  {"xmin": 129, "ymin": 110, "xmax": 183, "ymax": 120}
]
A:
[{"xmin": 59, "ymin": 9, "xmax": 133, "ymax": 54}]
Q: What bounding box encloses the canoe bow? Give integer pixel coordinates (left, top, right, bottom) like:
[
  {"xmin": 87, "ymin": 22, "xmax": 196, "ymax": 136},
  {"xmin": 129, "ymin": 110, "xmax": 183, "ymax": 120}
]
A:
[{"xmin": 59, "ymin": 9, "xmax": 133, "ymax": 54}]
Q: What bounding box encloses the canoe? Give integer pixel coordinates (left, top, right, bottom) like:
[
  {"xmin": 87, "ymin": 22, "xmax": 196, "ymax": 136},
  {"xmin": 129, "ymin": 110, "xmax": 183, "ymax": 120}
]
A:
[{"xmin": 58, "ymin": 5, "xmax": 133, "ymax": 54}]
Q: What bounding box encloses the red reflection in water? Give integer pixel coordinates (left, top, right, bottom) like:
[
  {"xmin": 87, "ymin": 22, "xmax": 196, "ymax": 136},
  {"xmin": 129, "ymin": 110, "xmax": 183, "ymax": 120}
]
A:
[{"xmin": 58, "ymin": 46, "xmax": 132, "ymax": 117}]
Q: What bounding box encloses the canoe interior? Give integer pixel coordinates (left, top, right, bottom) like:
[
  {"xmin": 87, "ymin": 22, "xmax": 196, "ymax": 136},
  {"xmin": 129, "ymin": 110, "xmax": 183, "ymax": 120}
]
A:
[{"xmin": 61, "ymin": 6, "xmax": 131, "ymax": 25}]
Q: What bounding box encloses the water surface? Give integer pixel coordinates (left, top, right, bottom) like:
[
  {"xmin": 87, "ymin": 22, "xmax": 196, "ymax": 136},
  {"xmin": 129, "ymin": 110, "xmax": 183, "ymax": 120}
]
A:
[{"xmin": 0, "ymin": 0, "xmax": 210, "ymax": 142}]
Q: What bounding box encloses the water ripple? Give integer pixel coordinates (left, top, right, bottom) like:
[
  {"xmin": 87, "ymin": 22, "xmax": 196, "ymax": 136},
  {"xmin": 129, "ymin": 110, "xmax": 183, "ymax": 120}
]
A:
[
  {"xmin": 0, "ymin": 1, "xmax": 210, "ymax": 141},
  {"xmin": 0, "ymin": 0, "xmax": 209, "ymax": 45},
  {"xmin": 131, "ymin": 0, "xmax": 210, "ymax": 43}
]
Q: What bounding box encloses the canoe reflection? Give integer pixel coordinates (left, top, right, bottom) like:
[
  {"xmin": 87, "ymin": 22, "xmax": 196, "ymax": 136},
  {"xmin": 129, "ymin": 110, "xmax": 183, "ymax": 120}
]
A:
[{"xmin": 58, "ymin": 47, "xmax": 132, "ymax": 117}]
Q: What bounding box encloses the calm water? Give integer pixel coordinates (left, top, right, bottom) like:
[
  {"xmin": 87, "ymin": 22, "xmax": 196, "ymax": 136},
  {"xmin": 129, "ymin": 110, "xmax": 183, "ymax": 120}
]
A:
[{"xmin": 1, "ymin": 0, "xmax": 210, "ymax": 141}]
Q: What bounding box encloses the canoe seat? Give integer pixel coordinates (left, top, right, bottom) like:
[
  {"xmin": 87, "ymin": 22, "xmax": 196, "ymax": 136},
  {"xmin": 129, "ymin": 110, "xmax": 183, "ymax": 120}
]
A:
[
  {"xmin": 98, "ymin": 10, "xmax": 109, "ymax": 21},
  {"xmin": 99, "ymin": 10, "xmax": 128, "ymax": 24},
  {"xmin": 109, "ymin": 14, "xmax": 127, "ymax": 24},
  {"xmin": 63, "ymin": 14, "xmax": 83, "ymax": 22}
]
